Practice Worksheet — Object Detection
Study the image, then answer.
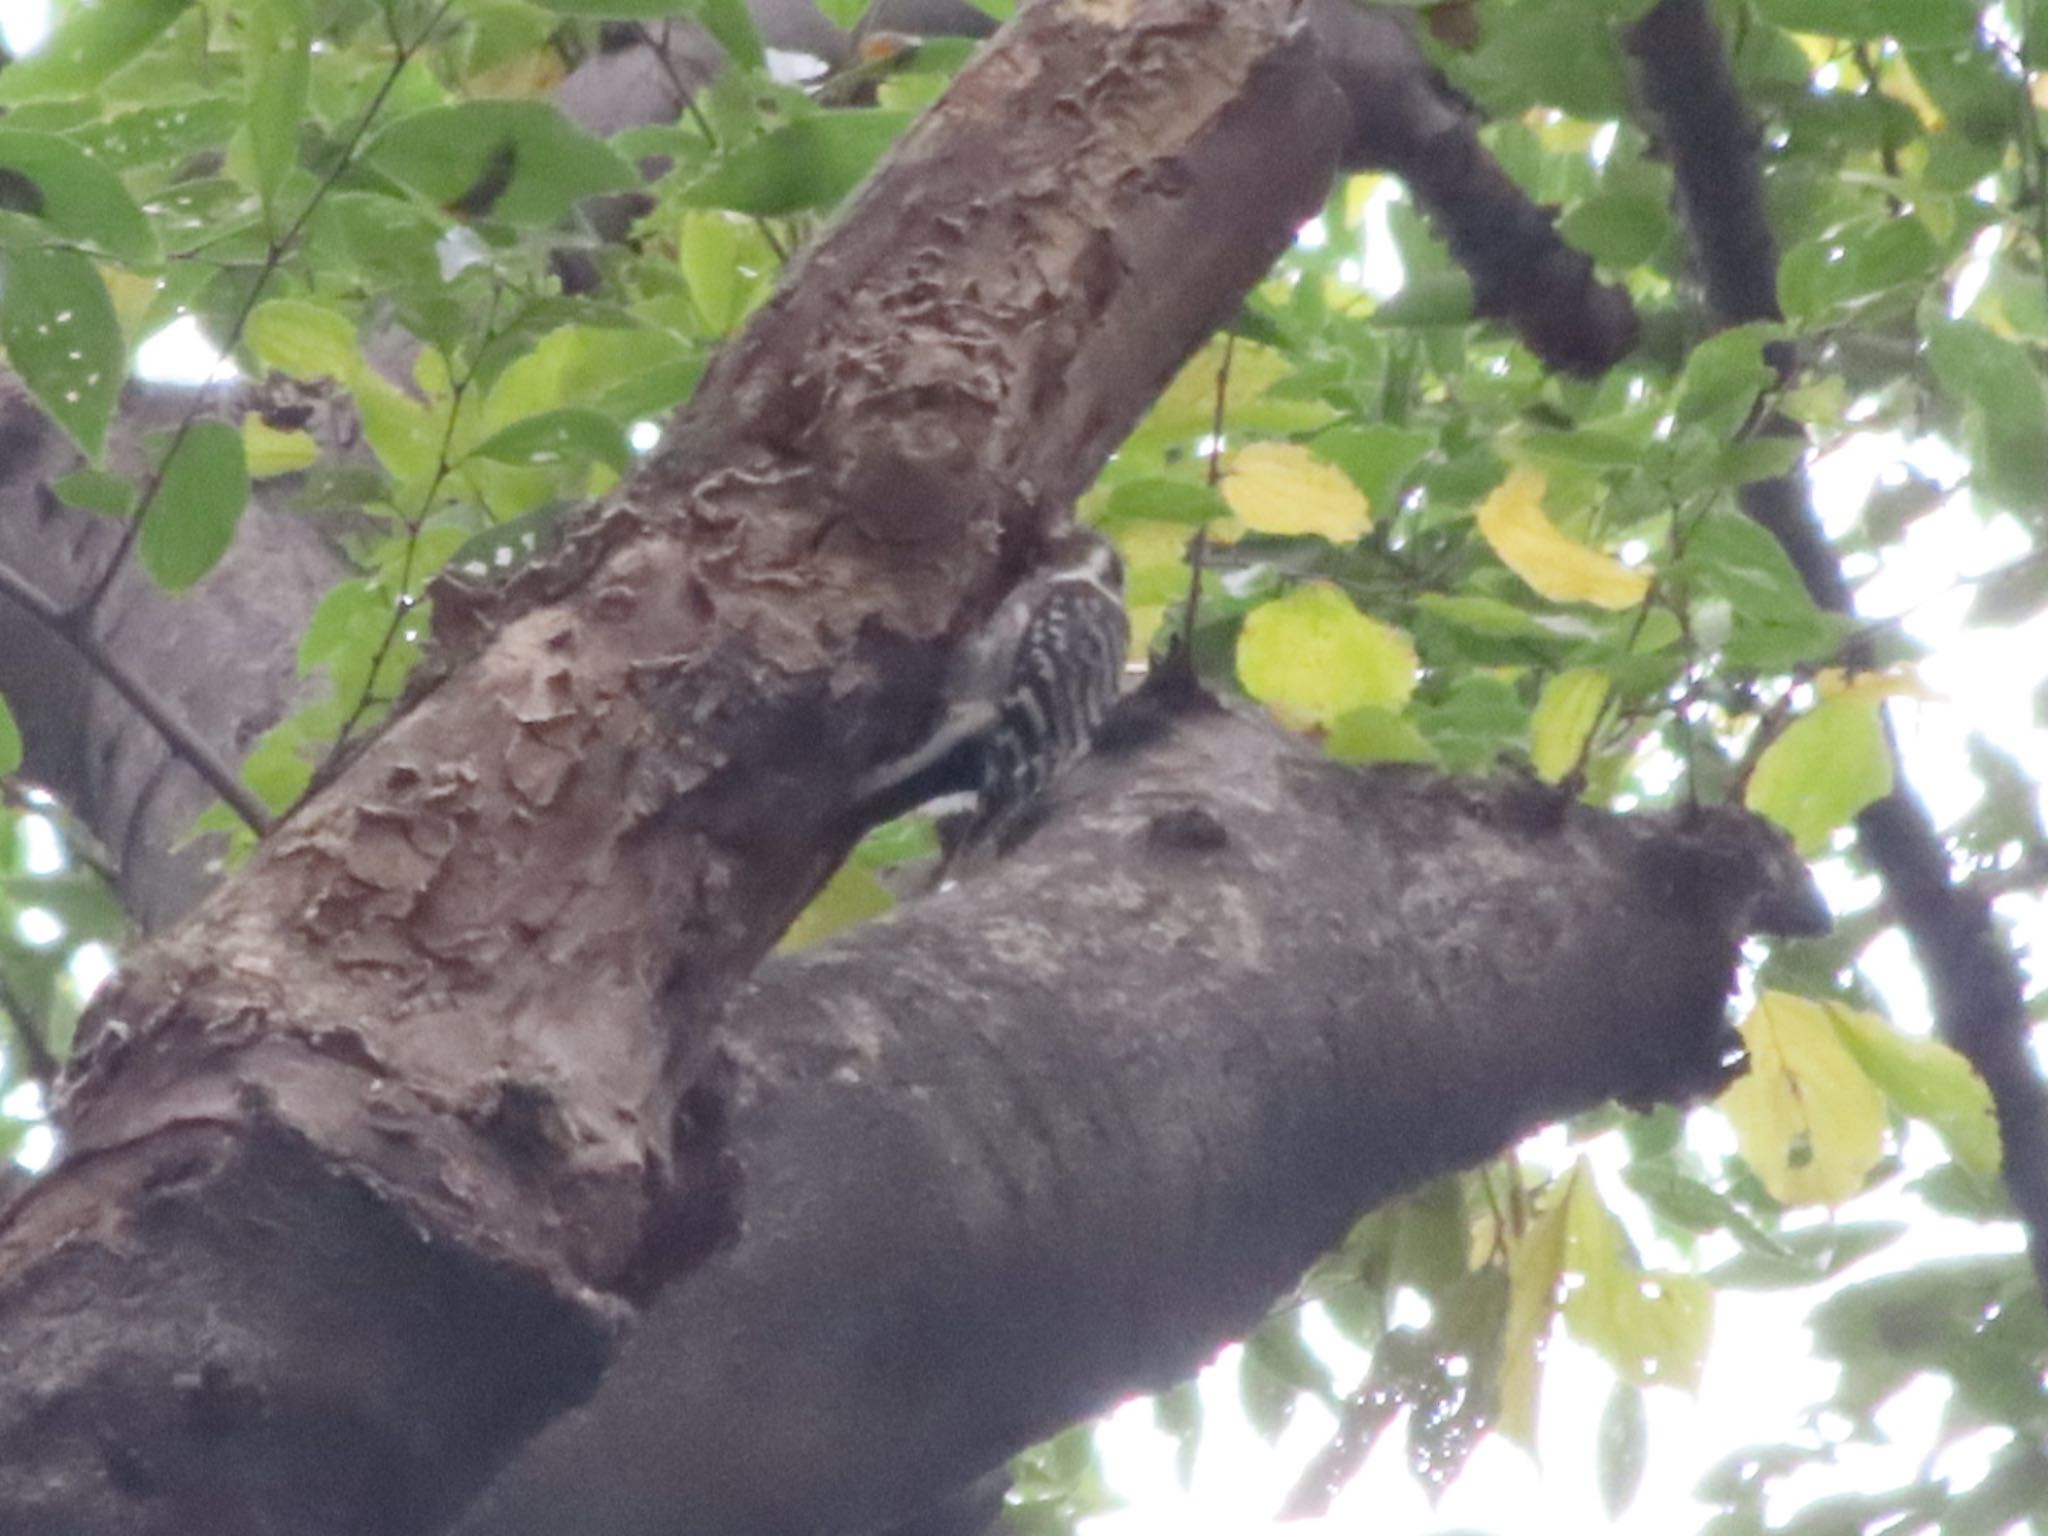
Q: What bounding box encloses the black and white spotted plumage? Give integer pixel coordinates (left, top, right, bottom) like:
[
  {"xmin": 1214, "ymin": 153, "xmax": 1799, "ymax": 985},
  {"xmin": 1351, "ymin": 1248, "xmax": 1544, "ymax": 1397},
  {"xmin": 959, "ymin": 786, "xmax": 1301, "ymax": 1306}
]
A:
[{"xmin": 853, "ymin": 526, "xmax": 1128, "ymax": 856}]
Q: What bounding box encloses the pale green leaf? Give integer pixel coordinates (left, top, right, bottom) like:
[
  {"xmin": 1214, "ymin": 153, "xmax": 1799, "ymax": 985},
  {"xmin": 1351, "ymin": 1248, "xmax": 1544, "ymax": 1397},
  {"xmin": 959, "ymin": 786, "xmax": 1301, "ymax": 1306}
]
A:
[{"xmin": 1745, "ymin": 695, "xmax": 1894, "ymax": 853}]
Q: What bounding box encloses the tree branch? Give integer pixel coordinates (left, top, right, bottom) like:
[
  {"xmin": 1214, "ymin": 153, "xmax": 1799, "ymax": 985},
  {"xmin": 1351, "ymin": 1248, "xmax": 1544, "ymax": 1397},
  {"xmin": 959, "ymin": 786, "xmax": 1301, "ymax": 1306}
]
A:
[
  {"xmin": 1626, "ymin": 0, "xmax": 2048, "ymax": 1301},
  {"xmin": 1307, "ymin": 0, "xmax": 1640, "ymax": 375},
  {"xmin": 0, "ymin": 554, "xmax": 272, "ymax": 835},
  {"xmin": 450, "ymin": 694, "xmax": 1823, "ymax": 1536}
]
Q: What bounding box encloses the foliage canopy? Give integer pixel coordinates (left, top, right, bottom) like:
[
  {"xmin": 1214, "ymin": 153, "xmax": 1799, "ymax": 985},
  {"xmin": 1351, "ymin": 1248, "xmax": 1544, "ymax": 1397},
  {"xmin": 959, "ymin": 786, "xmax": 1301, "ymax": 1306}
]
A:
[{"xmin": 1, "ymin": 0, "xmax": 2045, "ymax": 1530}]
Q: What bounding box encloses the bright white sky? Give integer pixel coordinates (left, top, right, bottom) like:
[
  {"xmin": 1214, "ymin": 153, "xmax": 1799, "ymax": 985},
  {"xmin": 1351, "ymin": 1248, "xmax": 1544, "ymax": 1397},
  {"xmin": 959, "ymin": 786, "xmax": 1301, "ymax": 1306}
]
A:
[{"xmin": 0, "ymin": 5, "xmax": 2040, "ymax": 1533}]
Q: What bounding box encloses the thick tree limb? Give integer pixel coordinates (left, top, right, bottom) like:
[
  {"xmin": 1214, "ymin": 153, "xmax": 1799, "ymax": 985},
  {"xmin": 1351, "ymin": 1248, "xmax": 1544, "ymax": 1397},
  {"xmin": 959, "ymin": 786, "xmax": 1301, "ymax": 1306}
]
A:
[
  {"xmin": 461, "ymin": 692, "xmax": 1820, "ymax": 1536},
  {"xmin": 1307, "ymin": 1, "xmax": 1639, "ymax": 375},
  {"xmin": 1626, "ymin": 0, "xmax": 2048, "ymax": 1299},
  {"xmin": 0, "ymin": 5, "xmax": 1634, "ymax": 933},
  {"xmin": 0, "ymin": 5, "xmax": 1357, "ymax": 1531},
  {"xmin": 0, "ymin": 692, "xmax": 1819, "ymax": 1536},
  {"xmin": 450, "ymin": 693, "xmax": 1821, "ymax": 1536}
]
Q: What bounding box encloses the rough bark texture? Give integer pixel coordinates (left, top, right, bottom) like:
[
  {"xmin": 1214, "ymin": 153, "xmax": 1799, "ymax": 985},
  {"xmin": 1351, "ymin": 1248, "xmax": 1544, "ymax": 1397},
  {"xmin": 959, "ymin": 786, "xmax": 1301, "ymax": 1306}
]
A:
[
  {"xmin": 0, "ymin": 6, "xmax": 1356, "ymax": 1532},
  {"xmin": 0, "ymin": 4, "xmax": 1961, "ymax": 1535},
  {"xmin": 458, "ymin": 690, "xmax": 1823, "ymax": 1536}
]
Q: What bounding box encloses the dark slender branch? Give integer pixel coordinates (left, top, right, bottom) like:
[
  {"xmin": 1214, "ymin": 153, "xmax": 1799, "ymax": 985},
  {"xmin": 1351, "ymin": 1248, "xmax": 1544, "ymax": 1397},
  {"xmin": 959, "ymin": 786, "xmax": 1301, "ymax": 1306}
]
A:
[
  {"xmin": 1627, "ymin": 0, "xmax": 2048, "ymax": 1301},
  {"xmin": 0, "ymin": 557, "xmax": 272, "ymax": 834},
  {"xmin": 1303, "ymin": 0, "xmax": 1638, "ymax": 375}
]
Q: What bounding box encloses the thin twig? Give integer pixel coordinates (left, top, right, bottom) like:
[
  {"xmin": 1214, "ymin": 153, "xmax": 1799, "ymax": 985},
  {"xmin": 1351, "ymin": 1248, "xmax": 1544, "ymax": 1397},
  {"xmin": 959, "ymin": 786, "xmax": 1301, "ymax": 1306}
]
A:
[
  {"xmin": 318, "ymin": 287, "xmax": 497, "ymax": 771},
  {"xmin": 1171, "ymin": 331, "xmax": 1235, "ymax": 664},
  {"xmin": 636, "ymin": 21, "xmax": 789, "ymax": 263},
  {"xmin": 0, "ymin": 557, "xmax": 273, "ymax": 833}
]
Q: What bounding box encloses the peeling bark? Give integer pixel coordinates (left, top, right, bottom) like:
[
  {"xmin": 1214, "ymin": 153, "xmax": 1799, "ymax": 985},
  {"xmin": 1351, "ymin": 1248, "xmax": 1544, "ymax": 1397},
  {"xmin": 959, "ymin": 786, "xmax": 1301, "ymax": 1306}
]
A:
[
  {"xmin": 0, "ymin": 692, "xmax": 1821, "ymax": 1536},
  {"xmin": 0, "ymin": 6, "xmax": 1362, "ymax": 1532}
]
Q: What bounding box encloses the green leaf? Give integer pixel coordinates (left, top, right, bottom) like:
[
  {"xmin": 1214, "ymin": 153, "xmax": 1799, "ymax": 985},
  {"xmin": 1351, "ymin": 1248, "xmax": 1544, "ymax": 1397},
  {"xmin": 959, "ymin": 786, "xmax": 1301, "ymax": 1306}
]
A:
[
  {"xmin": 684, "ymin": 112, "xmax": 912, "ymax": 217},
  {"xmin": 1101, "ymin": 477, "xmax": 1228, "ymax": 529},
  {"xmin": 245, "ymin": 0, "xmax": 312, "ymax": 217},
  {"xmin": 1708, "ymin": 1220, "xmax": 1906, "ymax": 1290},
  {"xmin": 1326, "ymin": 704, "xmax": 1437, "ymax": 765},
  {"xmin": 247, "ymin": 299, "xmax": 359, "ymax": 380},
  {"xmin": 1311, "ymin": 423, "xmax": 1433, "ymax": 514},
  {"xmin": 1924, "ymin": 319, "xmax": 2048, "ymax": 516},
  {"xmin": 1371, "ymin": 271, "xmax": 1474, "ymax": 328},
  {"xmin": 678, "ymin": 209, "xmax": 760, "ymax": 336},
  {"xmin": 594, "ymin": 354, "xmax": 706, "ymax": 423},
  {"xmin": 0, "ymin": 130, "xmax": 157, "ymax": 262},
  {"xmin": 1560, "ymin": 189, "xmax": 1672, "ymax": 268},
  {"xmin": 527, "ymin": 0, "xmax": 694, "ymax": 13},
  {"xmin": 1561, "ymin": 1166, "xmax": 1714, "ymax": 1392},
  {"xmin": 1452, "ymin": 4, "xmax": 1632, "ymax": 119},
  {"xmin": 0, "ymin": 246, "xmax": 125, "ymax": 460},
  {"xmin": 1415, "ymin": 592, "xmax": 1583, "ymax": 642},
  {"xmin": 1597, "ymin": 1381, "xmax": 1647, "ymax": 1521},
  {"xmin": 53, "ymin": 468, "xmax": 137, "ymax": 518},
  {"xmin": 1237, "ymin": 583, "xmax": 1418, "ymax": 728},
  {"xmin": 140, "ymin": 422, "xmax": 250, "ymax": 592},
  {"xmin": 366, "ymin": 102, "xmax": 639, "ymax": 227},
  {"xmin": 473, "ymin": 408, "xmax": 632, "ymax": 474},
  {"xmin": 1675, "ymin": 325, "xmax": 1778, "ymax": 428},
  {"xmin": 1713, "ymin": 436, "xmax": 1805, "ymax": 486},
  {"xmin": 0, "ymin": 0, "xmax": 193, "ymax": 102},
  {"xmin": 852, "ymin": 815, "xmax": 940, "ymax": 869},
  {"xmin": 1417, "ymin": 674, "xmax": 1528, "ymax": 772},
  {"xmin": 240, "ymin": 727, "xmax": 313, "ymax": 814},
  {"xmin": 0, "ymin": 693, "xmax": 20, "ymax": 775},
  {"xmin": 686, "ymin": 0, "xmax": 766, "ymax": 71},
  {"xmin": 1745, "ymin": 696, "xmax": 1893, "ymax": 854},
  {"xmin": 1621, "ymin": 1162, "xmax": 1792, "ymax": 1255},
  {"xmin": 1529, "ymin": 667, "xmax": 1608, "ymax": 782},
  {"xmin": 1682, "ymin": 508, "xmax": 1823, "ymax": 626},
  {"xmin": 1755, "ymin": 0, "xmax": 1979, "ymax": 45},
  {"xmin": 68, "ymin": 98, "xmax": 241, "ymax": 173}
]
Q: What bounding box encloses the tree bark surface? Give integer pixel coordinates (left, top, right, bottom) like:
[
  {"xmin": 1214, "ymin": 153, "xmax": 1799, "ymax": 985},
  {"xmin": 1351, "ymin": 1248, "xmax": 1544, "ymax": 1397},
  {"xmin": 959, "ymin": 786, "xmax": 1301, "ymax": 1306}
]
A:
[{"xmin": 453, "ymin": 694, "xmax": 1822, "ymax": 1536}]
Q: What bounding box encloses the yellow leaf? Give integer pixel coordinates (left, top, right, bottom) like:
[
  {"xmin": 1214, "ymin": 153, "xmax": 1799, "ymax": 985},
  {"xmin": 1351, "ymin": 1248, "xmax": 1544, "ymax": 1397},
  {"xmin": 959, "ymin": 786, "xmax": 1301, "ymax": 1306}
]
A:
[
  {"xmin": 1236, "ymin": 582, "xmax": 1417, "ymax": 729},
  {"xmin": 1719, "ymin": 991, "xmax": 1887, "ymax": 1205},
  {"xmin": 1110, "ymin": 519, "xmax": 1196, "ymax": 642},
  {"xmin": 777, "ymin": 862, "xmax": 894, "ymax": 953},
  {"xmin": 242, "ymin": 414, "xmax": 319, "ymax": 478},
  {"xmin": 1529, "ymin": 668, "xmax": 1609, "ymax": 782},
  {"xmin": 1501, "ymin": 1175, "xmax": 1572, "ymax": 1451},
  {"xmin": 1561, "ymin": 1165, "xmax": 1712, "ymax": 1393},
  {"xmin": 1221, "ymin": 442, "xmax": 1371, "ymax": 542},
  {"xmin": 1477, "ymin": 466, "xmax": 1651, "ymax": 611},
  {"xmin": 1813, "ymin": 666, "xmax": 1936, "ymax": 704},
  {"xmin": 1341, "ymin": 172, "xmax": 1383, "ymax": 230}
]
